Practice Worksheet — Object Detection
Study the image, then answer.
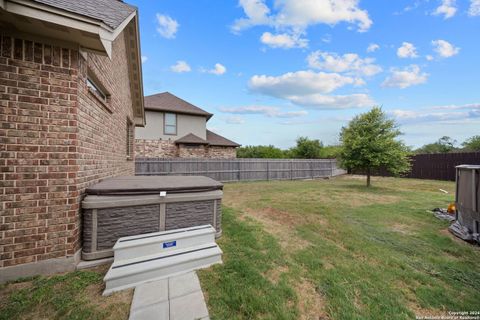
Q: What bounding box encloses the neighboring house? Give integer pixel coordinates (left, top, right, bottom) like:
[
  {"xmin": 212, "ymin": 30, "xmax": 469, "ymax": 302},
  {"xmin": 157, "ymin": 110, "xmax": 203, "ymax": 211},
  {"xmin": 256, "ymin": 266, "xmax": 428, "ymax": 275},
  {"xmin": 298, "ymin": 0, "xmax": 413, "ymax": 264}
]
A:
[
  {"xmin": 0, "ymin": 0, "xmax": 144, "ymax": 280},
  {"xmin": 136, "ymin": 92, "xmax": 240, "ymax": 159}
]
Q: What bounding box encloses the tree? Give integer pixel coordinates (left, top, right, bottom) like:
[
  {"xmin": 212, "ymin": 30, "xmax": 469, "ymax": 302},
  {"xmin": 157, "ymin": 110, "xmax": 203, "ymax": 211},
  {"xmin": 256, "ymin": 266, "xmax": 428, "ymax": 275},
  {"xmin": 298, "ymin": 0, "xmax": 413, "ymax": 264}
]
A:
[
  {"xmin": 340, "ymin": 107, "xmax": 411, "ymax": 187},
  {"xmin": 237, "ymin": 145, "xmax": 285, "ymax": 158},
  {"xmin": 415, "ymin": 136, "xmax": 457, "ymax": 154},
  {"xmin": 462, "ymin": 135, "xmax": 480, "ymax": 151},
  {"xmin": 288, "ymin": 137, "xmax": 324, "ymax": 159}
]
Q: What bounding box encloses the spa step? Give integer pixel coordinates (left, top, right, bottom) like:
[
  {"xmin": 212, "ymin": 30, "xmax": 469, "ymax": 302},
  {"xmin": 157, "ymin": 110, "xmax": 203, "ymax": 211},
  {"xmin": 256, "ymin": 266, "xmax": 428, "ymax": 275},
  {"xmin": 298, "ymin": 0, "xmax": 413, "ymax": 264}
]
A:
[
  {"xmin": 103, "ymin": 243, "xmax": 222, "ymax": 295},
  {"xmin": 113, "ymin": 225, "xmax": 216, "ymax": 261}
]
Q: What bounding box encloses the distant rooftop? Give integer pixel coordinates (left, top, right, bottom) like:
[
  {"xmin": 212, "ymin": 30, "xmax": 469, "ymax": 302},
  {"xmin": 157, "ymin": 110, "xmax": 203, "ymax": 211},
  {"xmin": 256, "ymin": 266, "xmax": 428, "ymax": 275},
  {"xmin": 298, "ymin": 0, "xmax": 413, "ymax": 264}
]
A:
[
  {"xmin": 207, "ymin": 130, "xmax": 241, "ymax": 147},
  {"xmin": 175, "ymin": 131, "xmax": 240, "ymax": 148},
  {"xmin": 144, "ymin": 92, "xmax": 213, "ymax": 120}
]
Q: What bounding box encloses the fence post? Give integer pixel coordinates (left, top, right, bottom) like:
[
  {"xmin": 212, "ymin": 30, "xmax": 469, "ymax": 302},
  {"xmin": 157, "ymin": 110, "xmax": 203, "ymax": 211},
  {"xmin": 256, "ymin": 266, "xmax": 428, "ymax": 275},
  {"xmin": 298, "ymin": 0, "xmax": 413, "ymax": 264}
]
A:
[
  {"xmin": 237, "ymin": 160, "xmax": 241, "ymax": 181},
  {"xmin": 290, "ymin": 159, "xmax": 293, "ymax": 180},
  {"xmin": 267, "ymin": 161, "xmax": 270, "ymax": 181}
]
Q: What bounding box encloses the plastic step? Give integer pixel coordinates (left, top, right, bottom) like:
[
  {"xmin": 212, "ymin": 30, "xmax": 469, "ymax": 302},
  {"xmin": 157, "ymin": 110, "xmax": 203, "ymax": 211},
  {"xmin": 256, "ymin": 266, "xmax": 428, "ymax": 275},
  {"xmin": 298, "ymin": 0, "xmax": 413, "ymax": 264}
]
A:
[
  {"xmin": 103, "ymin": 243, "xmax": 222, "ymax": 295},
  {"xmin": 113, "ymin": 225, "xmax": 216, "ymax": 261}
]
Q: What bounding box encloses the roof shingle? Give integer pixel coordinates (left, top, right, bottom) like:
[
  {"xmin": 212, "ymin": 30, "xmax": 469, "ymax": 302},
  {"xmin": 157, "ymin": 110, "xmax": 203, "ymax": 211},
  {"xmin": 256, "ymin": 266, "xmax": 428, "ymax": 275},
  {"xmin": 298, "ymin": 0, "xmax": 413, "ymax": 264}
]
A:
[
  {"xmin": 175, "ymin": 133, "xmax": 209, "ymax": 145},
  {"xmin": 32, "ymin": 0, "xmax": 136, "ymax": 30},
  {"xmin": 206, "ymin": 130, "xmax": 241, "ymax": 147},
  {"xmin": 144, "ymin": 92, "xmax": 213, "ymax": 120}
]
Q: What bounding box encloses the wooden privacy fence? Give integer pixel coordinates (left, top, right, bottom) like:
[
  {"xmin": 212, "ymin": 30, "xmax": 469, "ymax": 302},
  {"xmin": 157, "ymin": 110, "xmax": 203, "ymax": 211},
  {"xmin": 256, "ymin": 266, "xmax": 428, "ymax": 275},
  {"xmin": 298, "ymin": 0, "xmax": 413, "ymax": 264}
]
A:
[
  {"xmin": 406, "ymin": 152, "xmax": 480, "ymax": 181},
  {"xmin": 353, "ymin": 152, "xmax": 480, "ymax": 181},
  {"xmin": 135, "ymin": 158, "xmax": 343, "ymax": 182}
]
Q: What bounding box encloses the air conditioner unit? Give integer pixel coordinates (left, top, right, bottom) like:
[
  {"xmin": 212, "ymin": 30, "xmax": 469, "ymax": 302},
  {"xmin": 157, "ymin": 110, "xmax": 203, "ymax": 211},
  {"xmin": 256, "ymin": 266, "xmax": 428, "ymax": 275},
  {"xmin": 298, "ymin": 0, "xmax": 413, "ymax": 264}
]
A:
[{"xmin": 449, "ymin": 165, "xmax": 480, "ymax": 243}]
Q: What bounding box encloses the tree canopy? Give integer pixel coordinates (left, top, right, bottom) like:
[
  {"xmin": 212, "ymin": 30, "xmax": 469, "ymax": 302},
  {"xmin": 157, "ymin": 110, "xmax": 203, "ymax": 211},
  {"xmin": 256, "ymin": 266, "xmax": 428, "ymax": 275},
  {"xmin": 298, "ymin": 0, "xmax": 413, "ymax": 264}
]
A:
[
  {"xmin": 287, "ymin": 137, "xmax": 323, "ymax": 159},
  {"xmin": 340, "ymin": 107, "xmax": 411, "ymax": 187},
  {"xmin": 415, "ymin": 136, "xmax": 457, "ymax": 154},
  {"xmin": 461, "ymin": 135, "xmax": 480, "ymax": 151},
  {"xmin": 237, "ymin": 137, "xmax": 342, "ymax": 159},
  {"xmin": 236, "ymin": 145, "xmax": 285, "ymax": 158}
]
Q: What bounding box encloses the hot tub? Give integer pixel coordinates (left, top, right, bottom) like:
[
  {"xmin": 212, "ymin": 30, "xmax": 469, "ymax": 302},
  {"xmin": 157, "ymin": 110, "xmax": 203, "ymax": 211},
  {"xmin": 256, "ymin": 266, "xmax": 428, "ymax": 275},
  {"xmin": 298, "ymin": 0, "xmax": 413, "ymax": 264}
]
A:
[{"xmin": 81, "ymin": 176, "xmax": 223, "ymax": 260}]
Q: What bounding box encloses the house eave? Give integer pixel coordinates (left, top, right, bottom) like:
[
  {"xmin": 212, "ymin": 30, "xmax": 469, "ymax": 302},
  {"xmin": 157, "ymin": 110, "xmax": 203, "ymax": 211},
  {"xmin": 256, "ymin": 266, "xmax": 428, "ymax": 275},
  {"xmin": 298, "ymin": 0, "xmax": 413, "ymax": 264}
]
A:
[
  {"xmin": 124, "ymin": 15, "xmax": 145, "ymax": 127},
  {"xmin": 0, "ymin": 0, "xmax": 145, "ymax": 126},
  {"xmin": 0, "ymin": 0, "xmax": 136, "ymax": 58}
]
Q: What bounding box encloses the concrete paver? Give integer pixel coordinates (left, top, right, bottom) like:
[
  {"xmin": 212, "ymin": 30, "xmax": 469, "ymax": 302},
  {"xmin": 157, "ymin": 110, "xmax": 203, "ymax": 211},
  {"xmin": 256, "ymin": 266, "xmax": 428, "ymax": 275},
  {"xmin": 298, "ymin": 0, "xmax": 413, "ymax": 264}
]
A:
[
  {"xmin": 168, "ymin": 272, "xmax": 201, "ymax": 299},
  {"xmin": 169, "ymin": 290, "xmax": 209, "ymax": 320},
  {"xmin": 131, "ymin": 279, "xmax": 169, "ymax": 309},
  {"xmin": 129, "ymin": 301, "xmax": 169, "ymax": 320},
  {"xmin": 128, "ymin": 272, "xmax": 209, "ymax": 320}
]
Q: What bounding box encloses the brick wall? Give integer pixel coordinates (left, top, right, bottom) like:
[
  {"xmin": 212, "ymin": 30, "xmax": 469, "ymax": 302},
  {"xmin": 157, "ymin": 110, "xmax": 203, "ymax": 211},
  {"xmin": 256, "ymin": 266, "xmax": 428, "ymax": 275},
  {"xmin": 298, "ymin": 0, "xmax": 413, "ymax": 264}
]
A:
[
  {"xmin": 135, "ymin": 138, "xmax": 237, "ymax": 159},
  {"xmin": 0, "ymin": 31, "xmax": 135, "ymax": 269}
]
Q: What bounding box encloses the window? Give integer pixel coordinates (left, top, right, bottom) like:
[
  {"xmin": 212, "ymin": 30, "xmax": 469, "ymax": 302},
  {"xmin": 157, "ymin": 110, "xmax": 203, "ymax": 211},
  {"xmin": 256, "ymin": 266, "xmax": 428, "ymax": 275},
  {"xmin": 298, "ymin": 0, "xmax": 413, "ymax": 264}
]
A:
[
  {"xmin": 126, "ymin": 118, "xmax": 134, "ymax": 159},
  {"xmin": 164, "ymin": 113, "xmax": 177, "ymax": 135},
  {"xmin": 86, "ymin": 78, "xmax": 107, "ymax": 102}
]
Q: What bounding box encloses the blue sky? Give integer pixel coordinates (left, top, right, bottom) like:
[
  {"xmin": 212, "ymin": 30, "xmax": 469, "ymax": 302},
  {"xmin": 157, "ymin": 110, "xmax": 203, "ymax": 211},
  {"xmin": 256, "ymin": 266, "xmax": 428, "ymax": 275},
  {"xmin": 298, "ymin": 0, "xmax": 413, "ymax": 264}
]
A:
[{"xmin": 129, "ymin": 0, "xmax": 480, "ymax": 149}]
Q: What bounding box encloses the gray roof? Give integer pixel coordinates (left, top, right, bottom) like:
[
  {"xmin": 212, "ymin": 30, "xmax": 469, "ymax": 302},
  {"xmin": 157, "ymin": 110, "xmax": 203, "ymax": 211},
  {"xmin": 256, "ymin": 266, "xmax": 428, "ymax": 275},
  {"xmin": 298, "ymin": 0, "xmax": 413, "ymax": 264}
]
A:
[
  {"xmin": 207, "ymin": 130, "xmax": 240, "ymax": 147},
  {"xmin": 32, "ymin": 0, "xmax": 136, "ymax": 30},
  {"xmin": 145, "ymin": 92, "xmax": 213, "ymax": 120},
  {"xmin": 175, "ymin": 133, "xmax": 209, "ymax": 145}
]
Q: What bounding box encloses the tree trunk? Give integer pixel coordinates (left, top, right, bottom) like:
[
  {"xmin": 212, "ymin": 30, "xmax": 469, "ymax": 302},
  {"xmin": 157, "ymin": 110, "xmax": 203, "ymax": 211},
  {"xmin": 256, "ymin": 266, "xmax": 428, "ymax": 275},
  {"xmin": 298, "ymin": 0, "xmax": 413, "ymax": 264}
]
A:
[{"xmin": 366, "ymin": 167, "xmax": 371, "ymax": 187}]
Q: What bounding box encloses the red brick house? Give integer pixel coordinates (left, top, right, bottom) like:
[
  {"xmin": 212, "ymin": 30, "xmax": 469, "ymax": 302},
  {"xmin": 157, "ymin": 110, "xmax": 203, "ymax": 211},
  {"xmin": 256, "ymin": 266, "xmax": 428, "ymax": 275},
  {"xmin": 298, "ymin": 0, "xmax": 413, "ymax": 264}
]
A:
[
  {"xmin": 136, "ymin": 92, "xmax": 240, "ymax": 159},
  {"xmin": 0, "ymin": 0, "xmax": 145, "ymax": 281}
]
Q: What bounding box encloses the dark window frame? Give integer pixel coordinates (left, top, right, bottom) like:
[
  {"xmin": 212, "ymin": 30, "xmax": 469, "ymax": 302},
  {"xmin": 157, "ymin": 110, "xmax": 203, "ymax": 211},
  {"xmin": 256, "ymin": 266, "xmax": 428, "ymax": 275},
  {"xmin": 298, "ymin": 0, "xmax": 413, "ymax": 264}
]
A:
[
  {"xmin": 126, "ymin": 117, "xmax": 134, "ymax": 160},
  {"xmin": 86, "ymin": 71, "xmax": 111, "ymax": 112},
  {"xmin": 163, "ymin": 112, "xmax": 177, "ymax": 135}
]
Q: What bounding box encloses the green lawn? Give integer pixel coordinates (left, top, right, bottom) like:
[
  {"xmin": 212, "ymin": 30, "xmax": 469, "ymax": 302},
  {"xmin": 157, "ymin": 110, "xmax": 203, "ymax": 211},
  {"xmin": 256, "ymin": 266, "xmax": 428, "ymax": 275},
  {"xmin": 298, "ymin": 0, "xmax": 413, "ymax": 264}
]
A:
[
  {"xmin": 198, "ymin": 176, "xmax": 480, "ymax": 320},
  {"xmin": 0, "ymin": 266, "xmax": 132, "ymax": 320}
]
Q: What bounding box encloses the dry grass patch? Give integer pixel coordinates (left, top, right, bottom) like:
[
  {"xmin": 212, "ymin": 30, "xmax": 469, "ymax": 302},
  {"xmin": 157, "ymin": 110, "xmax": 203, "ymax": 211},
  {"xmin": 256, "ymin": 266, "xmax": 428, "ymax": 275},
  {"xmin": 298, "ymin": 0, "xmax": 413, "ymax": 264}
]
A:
[
  {"xmin": 295, "ymin": 277, "xmax": 329, "ymax": 320},
  {"xmin": 390, "ymin": 223, "xmax": 415, "ymax": 235},
  {"xmin": 243, "ymin": 207, "xmax": 311, "ymax": 251}
]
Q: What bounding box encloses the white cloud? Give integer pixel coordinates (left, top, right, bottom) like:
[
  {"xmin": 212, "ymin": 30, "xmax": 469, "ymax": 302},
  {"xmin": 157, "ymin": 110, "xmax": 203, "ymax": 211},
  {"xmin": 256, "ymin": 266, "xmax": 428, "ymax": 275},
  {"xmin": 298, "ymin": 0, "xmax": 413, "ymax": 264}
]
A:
[
  {"xmin": 426, "ymin": 55, "xmax": 434, "ymax": 61},
  {"xmin": 170, "ymin": 60, "xmax": 191, "ymax": 73},
  {"xmin": 249, "ymin": 70, "xmax": 356, "ymax": 96},
  {"xmin": 433, "ymin": 0, "xmax": 457, "ymax": 19},
  {"xmin": 428, "ymin": 103, "xmax": 480, "ymax": 111},
  {"xmin": 287, "ymin": 93, "xmax": 374, "ymax": 109},
  {"xmin": 225, "ymin": 116, "xmax": 246, "ymax": 124},
  {"xmin": 260, "ymin": 32, "xmax": 308, "ymax": 49},
  {"xmin": 220, "ymin": 105, "xmax": 308, "ymax": 118},
  {"xmin": 390, "ymin": 104, "xmax": 480, "ymax": 124},
  {"xmin": 248, "ymin": 70, "xmax": 373, "ymax": 109},
  {"xmin": 156, "ymin": 14, "xmax": 179, "ymax": 39},
  {"xmin": 307, "ymin": 51, "xmax": 382, "ymax": 77},
  {"xmin": 321, "ymin": 34, "xmax": 332, "ymax": 43},
  {"xmin": 432, "ymin": 39, "xmax": 460, "ymax": 58},
  {"xmin": 382, "ymin": 65, "xmax": 428, "ymax": 89},
  {"xmin": 203, "ymin": 63, "xmax": 227, "ymax": 75},
  {"xmin": 367, "ymin": 43, "xmax": 380, "ymax": 53},
  {"xmin": 232, "ymin": 0, "xmax": 372, "ymax": 34},
  {"xmin": 232, "ymin": 0, "xmax": 271, "ymax": 33},
  {"xmin": 141, "ymin": 56, "xmax": 148, "ymax": 63},
  {"xmin": 397, "ymin": 42, "xmax": 419, "ymax": 58},
  {"xmin": 469, "ymin": 0, "xmax": 480, "ymax": 16}
]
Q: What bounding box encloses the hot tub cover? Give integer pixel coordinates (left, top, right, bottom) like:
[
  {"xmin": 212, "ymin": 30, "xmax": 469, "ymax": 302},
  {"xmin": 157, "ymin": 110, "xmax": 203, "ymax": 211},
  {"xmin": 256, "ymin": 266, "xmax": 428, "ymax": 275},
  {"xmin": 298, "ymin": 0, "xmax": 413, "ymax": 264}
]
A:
[{"xmin": 86, "ymin": 176, "xmax": 223, "ymax": 196}]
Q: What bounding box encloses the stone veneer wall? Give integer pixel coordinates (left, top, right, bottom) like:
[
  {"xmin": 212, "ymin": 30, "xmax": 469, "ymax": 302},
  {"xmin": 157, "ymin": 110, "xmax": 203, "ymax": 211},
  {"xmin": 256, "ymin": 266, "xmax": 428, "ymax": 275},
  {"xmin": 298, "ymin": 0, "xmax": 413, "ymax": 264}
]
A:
[
  {"xmin": 135, "ymin": 138, "xmax": 237, "ymax": 159},
  {"xmin": 135, "ymin": 139, "xmax": 178, "ymax": 158},
  {"xmin": 0, "ymin": 31, "xmax": 135, "ymax": 269},
  {"xmin": 208, "ymin": 146, "xmax": 237, "ymax": 159}
]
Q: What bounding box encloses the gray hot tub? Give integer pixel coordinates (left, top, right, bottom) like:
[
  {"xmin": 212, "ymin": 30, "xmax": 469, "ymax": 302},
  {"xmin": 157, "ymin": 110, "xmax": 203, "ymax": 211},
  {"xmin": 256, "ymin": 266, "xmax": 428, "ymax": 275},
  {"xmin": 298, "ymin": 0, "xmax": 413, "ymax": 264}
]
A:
[{"xmin": 81, "ymin": 176, "xmax": 223, "ymax": 260}]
